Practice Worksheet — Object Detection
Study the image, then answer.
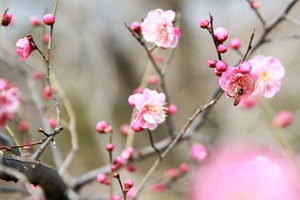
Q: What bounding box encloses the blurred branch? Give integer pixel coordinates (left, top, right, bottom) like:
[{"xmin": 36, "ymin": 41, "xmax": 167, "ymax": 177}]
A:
[
  {"xmin": 246, "ymin": 0, "xmax": 266, "ymax": 27},
  {"xmin": 0, "ymin": 153, "xmax": 67, "ymax": 200},
  {"xmin": 250, "ymin": 0, "xmax": 299, "ymax": 54},
  {"xmin": 285, "ymin": 15, "xmax": 300, "ymax": 26}
]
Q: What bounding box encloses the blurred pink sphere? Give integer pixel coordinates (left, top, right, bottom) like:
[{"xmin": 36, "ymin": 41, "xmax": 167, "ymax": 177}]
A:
[{"xmin": 188, "ymin": 143, "xmax": 300, "ymax": 200}]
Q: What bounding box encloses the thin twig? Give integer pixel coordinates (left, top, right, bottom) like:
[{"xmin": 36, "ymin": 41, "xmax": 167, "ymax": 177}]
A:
[
  {"xmin": 148, "ymin": 129, "xmax": 161, "ymax": 159},
  {"xmin": 208, "ymin": 13, "xmax": 222, "ymax": 61},
  {"xmin": 241, "ymin": 30, "xmax": 255, "ymax": 62},
  {"xmin": 246, "ymin": 0, "xmax": 266, "ymax": 27},
  {"xmin": 113, "ymin": 172, "xmax": 126, "ymax": 200},
  {"xmin": 132, "ymin": 90, "xmax": 224, "ymax": 199}
]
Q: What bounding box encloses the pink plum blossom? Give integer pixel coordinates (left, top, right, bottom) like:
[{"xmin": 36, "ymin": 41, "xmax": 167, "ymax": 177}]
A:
[
  {"xmin": 128, "ymin": 88, "xmax": 166, "ymax": 131},
  {"xmin": 219, "ymin": 66, "xmax": 257, "ymax": 106},
  {"xmin": 16, "ymin": 35, "xmax": 35, "ymax": 61},
  {"xmin": 188, "ymin": 143, "xmax": 300, "ymax": 200},
  {"xmin": 141, "ymin": 9, "xmax": 181, "ymax": 49},
  {"xmin": 249, "ymin": 55, "xmax": 285, "ymax": 98}
]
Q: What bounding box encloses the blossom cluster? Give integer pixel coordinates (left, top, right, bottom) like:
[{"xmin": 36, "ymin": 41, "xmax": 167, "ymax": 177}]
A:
[{"xmin": 201, "ymin": 22, "xmax": 285, "ymax": 105}]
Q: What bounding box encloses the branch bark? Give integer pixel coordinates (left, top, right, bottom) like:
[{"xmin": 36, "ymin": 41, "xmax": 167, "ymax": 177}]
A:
[{"xmin": 0, "ymin": 154, "xmax": 68, "ymax": 200}]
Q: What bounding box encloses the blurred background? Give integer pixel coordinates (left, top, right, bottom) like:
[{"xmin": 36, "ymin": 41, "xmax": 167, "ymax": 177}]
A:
[{"xmin": 0, "ymin": 0, "xmax": 300, "ymax": 199}]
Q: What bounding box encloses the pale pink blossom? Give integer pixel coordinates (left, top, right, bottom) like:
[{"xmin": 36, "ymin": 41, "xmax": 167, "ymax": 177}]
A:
[
  {"xmin": 141, "ymin": 9, "xmax": 181, "ymax": 49},
  {"xmin": 249, "ymin": 55, "xmax": 285, "ymax": 98},
  {"xmin": 128, "ymin": 88, "xmax": 166, "ymax": 131},
  {"xmin": 219, "ymin": 66, "xmax": 257, "ymax": 106},
  {"xmin": 188, "ymin": 143, "xmax": 300, "ymax": 200}
]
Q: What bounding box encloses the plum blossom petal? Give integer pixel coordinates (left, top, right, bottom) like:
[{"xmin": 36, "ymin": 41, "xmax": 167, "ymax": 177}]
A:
[
  {"xmin": 249, "ymin": 55, "xmax": 285, "ymax": 98},
  {"xmin": 128, "ymin": 88, "xmax": 166, "ymax": 131}
]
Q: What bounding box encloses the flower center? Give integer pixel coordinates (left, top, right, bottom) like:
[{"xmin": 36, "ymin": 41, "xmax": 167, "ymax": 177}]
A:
[{"xmin": 259, "ymin": 71, "xmax": 269, "ymax": 82}]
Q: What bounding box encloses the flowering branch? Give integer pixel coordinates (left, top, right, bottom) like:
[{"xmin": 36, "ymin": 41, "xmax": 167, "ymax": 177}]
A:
[
  {"xmin": 132, "ymin": 89, "xmax": 224, "ymax": 198},
  {"xmin": 125, "ymin": 23, "xmax": 175, "ymax": 137}
]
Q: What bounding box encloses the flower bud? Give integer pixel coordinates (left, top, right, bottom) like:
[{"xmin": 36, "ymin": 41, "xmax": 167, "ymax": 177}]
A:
[
  {"xmin": 190, "ymin": 144, "xmax": 208, "ymax": 162},
  {"xmin": 230, "ymin": 38, "xmax": 241, "ymax": 49},
  {"xmin": 239, "ymin": 61, "xmax": 252, "ymax": 74},
  {"xmin": 273, "ymin": 110, "xmax": 293, "ymax": 128},
  {"xmin": 199, "ymin": 19, "xmax": 210, "ymax": 29},
  {"xmin": 215, "ymin": 60, "xmax": 228, "ymax": 72},
  {"xmin": 47, "ymin": 118, "xmax": 57, "ymax": 128},
  {"xmin": 131, "ymin": 21, "xmax": 141, "ymax": 35},
  {"xmin": 120, "ymin": 124, "xmax": 130, "ymax": 135},
  {"xmin": 30, "ymin": 15, "xmax": 41, "ymax": 26},
  {"xmin": 167, "ymin": 104, "xmax": 178, "ymax": 115},
  {"xmin": 214, "ymin": 68, "xmax": 222, "ymax": 77},
  {"xmin": 1, "ymin": 13, "xmax": 12, "ymax": 26},
  {"xmin": 214, "ymin": 27, "xmax": 228, "ymax": 43},
  {"xmin": 43, "ymin": 13, "xmax": 55, "ymax": 26},
  {"xmin": 179, "ymin": 163, "xmax": 189, "ymax": 173},
  {"xmin": 207, "ymin": 59, "xmax": 217, "ymax": 68},
  {"xmin": 217, "ymin": 44, "xmax": 227, "ymax": 53},
  {"xmin": 97, "ymin": 173, "xmax": 108, "ymax": 184},
  {"xmin": 96, "ymin": 121, "xmax": 109, "ymax": 134},
  {"xmin": 106, "ymin": 143, "xmax": 114, "ymax": 151}
]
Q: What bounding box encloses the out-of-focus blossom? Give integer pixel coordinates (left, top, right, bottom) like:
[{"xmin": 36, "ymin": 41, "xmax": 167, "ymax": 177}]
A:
[
  {"xmin": 18, "ymin": 120, "xmax": 29, "ymax": 133},
  {"xmin": 273, "ymin": 110, "xmax": 293, "ymax": 128},
  {"xmin": 126, "ymin": 187, "xmax": 136, "ymax": 198},
  {"xmin": 188, "ymin": 143, "xmax": 300, "ymax": 200},
  {"xmin": 230, "ymin": 38, "xmax": 241, "ymax": 49},
  {"xmin": 148, "ymin": 182, "xmax": 167, "ymax": 193},
  {"xmin": 0, "ymin": 81, "xmax": 21, "ymax": 130},
  {"xmin": 219, "ymin": 65, "xmax": 257, "ymax": 106},
  {"xmin": 1, "ymin": 12, "xmax": 12, "ymax": 26},
  {"xmin": 30, "ymin": 15, "xmax": 41, "ymax": 26},
  {"xmin": 239, "ymin": 96, "xmax": 259, "ymax": 109},
  {"xmin": 189, "ymin": 144, "xmax": 208, "ymax": 162},
  {"xmin": 141, "ymin": 9, "xmax": 181, "ymax": 49},
  {"xmin": 16, "ymin": 35, "xmax": 35, "ymax": 61},
  {"xmin": 128, "ymin": 88, "xmax": 166, "ymax": 131},
  {"xmin": 167, "ymin": 104, "xmax": 178, "ymax": 115},
  {"xmin": 165, "ymin": 167, "xmax": 180, "ymax": 179},
  {"xmin": 249, "ymin": 55, "xmax": 285, "ymax": 98},
  {"xmin": 121, "ymin": 147, "xmax": 134, "ymax": 160}
]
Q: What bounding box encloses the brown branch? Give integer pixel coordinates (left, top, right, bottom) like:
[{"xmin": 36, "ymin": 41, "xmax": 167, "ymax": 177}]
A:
[{"xmin": 0, "ymin": 154, "xmax": 68, "ymax": 200}]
